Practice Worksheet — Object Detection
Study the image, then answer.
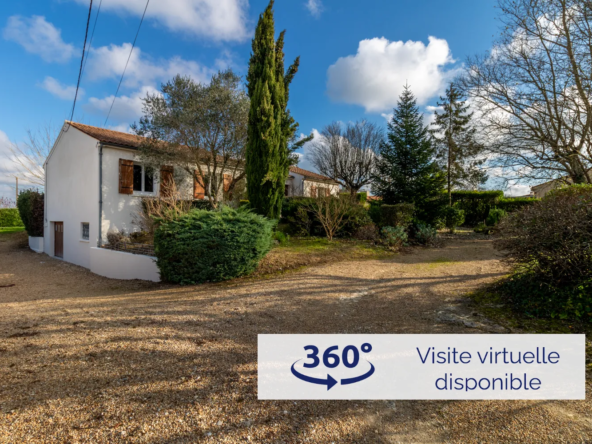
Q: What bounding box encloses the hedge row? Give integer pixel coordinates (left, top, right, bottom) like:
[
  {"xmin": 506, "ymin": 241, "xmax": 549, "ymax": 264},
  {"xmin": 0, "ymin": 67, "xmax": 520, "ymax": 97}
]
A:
[
  {"xmin": 0, "ymin": 209, "xmax": 24, "ymax": 227},
  {"xmin": 16, "ymin": 190, "xmax": 44, "ymax": 236},
  {"xmin": 496, "ymin": 197, "xmax": 540, "ymax": 213}
]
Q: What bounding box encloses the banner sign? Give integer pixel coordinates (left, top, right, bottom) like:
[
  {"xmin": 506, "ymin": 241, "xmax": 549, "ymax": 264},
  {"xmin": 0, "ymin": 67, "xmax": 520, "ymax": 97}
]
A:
[{"xmin": 258, "ymin": 334, "xmax": 585, "ymax": 400}]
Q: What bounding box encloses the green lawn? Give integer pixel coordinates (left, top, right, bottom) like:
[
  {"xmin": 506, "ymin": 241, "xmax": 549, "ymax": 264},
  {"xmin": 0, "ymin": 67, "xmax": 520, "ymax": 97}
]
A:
[{"xmin": 0, "ymin": 227, "xmax": 25, "ymax": 233}]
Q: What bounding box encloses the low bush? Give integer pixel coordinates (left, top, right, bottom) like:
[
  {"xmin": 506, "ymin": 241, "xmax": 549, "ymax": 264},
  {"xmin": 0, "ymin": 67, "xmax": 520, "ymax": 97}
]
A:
[
  {"xmin": 380, "ymin": 203, "xmax": 415, "ymax": 228},
  {"xmin": 353, "ymin": 224, "xmax": 379, "ymax": 241},
  {"xmin": 274, "ymin": 231, "xmax": 290, "ymax": 244},
  {"xmin": 381, "ymin": 226, "xmax": 408, "ymax": 249},
  {"xmin": 486, "ymin": 208, "xmax": 507, "ymax": 226},
  {"xmin": 451, "ymin": 190, "xmax": 503, "ymax": 226},
  {"xmin": 412, "ymin": 222, "xmax": 438, "ymax": 245},
  {"xmin": 496, "ymin": 197, "xmax": 540, "ymax": 213},
  {"xmin": 495, "ymin": 185, "xmax": 592, "ymax": 321},
  {"xmin": 283, "ymin": 197, "xmax": 372, "ymax": 239},
  {"xmin": 442, "ymin": 206, "xmax": 465, "ymax": 233},
  {"xmin": 16, "ymin": 190, "xmax": 44, "ymax": 237},
  {"xmin": 474, "ymin": 222, "xmax": 494, "ymax": 235},
  {"xmin": 155, "ymin": 207, "xmax": 275, "ymax": 285},
  {"xmin": 0, "ymin": 209, "xmax": 23, "ymax": 227}
]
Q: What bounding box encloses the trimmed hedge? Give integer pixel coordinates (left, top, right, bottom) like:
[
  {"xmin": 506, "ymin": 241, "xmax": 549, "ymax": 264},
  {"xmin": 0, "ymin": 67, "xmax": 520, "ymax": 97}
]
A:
[
  {"xmin": 16, "ymin": 190, "xmax": 44, "ymax": 237},
  {"xmin": 451, "ymin": 190, "xmax": 503, "ymax": 226},
  {"xmin": 154, "ymin": 207, "xmax": 275, "ymax": 285},
  {"xmin": 496, "ymin": 197, "xmax": 540, "ymax": 212},
  {"xmin": 0, "ymin": 209, "xmax": 24, "ymax": 227}
]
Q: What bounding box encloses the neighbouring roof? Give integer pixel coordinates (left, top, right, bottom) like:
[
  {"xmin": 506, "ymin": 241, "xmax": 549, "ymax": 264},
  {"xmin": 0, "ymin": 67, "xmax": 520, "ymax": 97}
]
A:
[
  {"xmin": 66, "ymin": 121, "xmax": 145, "ymax": 149},
  {"xmin": 289, "ymin": 166, "xmax": 337, "ymax": 183}
]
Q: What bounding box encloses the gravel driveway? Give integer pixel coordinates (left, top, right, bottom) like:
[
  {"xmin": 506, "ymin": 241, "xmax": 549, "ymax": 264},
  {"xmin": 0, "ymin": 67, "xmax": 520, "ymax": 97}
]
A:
[{"xmin": 0, "ymin": 232, "xmax": 590, "ymax": 443}]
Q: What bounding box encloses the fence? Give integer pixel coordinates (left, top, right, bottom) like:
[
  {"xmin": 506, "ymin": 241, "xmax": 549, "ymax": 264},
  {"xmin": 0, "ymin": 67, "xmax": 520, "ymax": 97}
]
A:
[{"xmin": 102, "ymin": 241, "xmax": 155, "ymax": 257}]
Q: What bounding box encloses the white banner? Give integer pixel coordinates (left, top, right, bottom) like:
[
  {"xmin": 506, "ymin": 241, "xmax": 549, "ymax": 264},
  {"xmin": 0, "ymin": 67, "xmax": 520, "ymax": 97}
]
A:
[{"xmin": 258, "ymin": 334, "xmax": 585, "ymax": 400}]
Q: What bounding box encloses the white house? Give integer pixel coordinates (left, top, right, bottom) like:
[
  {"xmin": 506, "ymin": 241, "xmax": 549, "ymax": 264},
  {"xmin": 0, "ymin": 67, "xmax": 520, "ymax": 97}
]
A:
[{"xmin": 43, "ymin": 121, "xmax": 339, "ymax": 281}]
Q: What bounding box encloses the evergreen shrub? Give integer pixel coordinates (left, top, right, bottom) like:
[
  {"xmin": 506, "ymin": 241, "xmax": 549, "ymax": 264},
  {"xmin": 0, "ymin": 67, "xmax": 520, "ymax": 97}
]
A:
[
  {"xmin": 154, "ymin": 207, "xmax": 275, "ymax": 285},
  {"xmin": 16, "ymin": 190, "xmax": 44, "ymax": 236},
  {"xmin": 443, "ymin": 206, "xmax": 465, "ymax": 233}
]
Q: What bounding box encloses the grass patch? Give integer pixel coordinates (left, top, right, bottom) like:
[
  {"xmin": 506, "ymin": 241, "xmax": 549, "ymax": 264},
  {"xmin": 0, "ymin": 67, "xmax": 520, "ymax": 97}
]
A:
[
  {"xmin": 0, "ymin": 227, "xmax": 25, "ymax": 233},
  {"xmin": 253, "ymin": 237, "xmax": 393, "ymax": 277}
]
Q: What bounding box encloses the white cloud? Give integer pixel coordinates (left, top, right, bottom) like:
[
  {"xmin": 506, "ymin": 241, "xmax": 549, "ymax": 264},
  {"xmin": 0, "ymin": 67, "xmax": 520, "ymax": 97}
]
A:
[
  {"xmin": 0, "ymin": 130, "xmax": 40, "ymax": 201},
  {"xmin": 40, "ymin": 77, "xmax": 81, "ymax": 100},
  {"xmin": 505, "ymin": 182, "xmax": 532, "ymax": 197},
  {"xmin": 306, "ymin": 0, "xmax": 323, "ymax": 18},
  {"xmin": 71, "ymin": 0, "xmax": 250, "ymax": 42},
  {"xmin": 3, "ymin": 16, "xmax": 75, "ymax": 63},
  {"xmin": 295, "ymin": 129, "xmax": 322, "ymax": 172},
  {"xmin": 86, "ymin": 43, "xmax": 213, "ymax": 87},
  {"xmin": 85, "ymin": 85, "xmax": 160, "ymax": 123},
  {"xmin": 327, "ymin": 36, "xmax": 460, "ymax": 113}
]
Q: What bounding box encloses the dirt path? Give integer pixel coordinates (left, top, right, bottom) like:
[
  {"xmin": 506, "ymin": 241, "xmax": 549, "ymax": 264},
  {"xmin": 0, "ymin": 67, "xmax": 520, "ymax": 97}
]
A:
[{"xmin": 0, "ymin": 232, "xmax": 590, "ymax": 443}]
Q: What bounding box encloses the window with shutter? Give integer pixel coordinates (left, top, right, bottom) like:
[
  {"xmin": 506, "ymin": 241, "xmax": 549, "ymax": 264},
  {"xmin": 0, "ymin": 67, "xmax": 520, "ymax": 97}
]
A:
[
  {"xmin": 194, "ymin": 171, "xmax": 205, "ymax": 199},
  {"xmin": 160, "ymin": 166, "xmax": 174, "ymax": 197},
  {"xmin": 310, "ymin": 185, "xmax": 317, "ymax": 198},
  {"xmin": 119, "ymin": 159, "xmax": 134, "ymax": 194}
]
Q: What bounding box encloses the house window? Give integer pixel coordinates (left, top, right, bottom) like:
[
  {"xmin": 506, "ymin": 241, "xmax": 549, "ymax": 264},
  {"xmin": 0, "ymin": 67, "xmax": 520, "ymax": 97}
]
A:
[
  {"xmin": 133, "ymin": 164, "xmax": 155, "ymax": 194},
  {"xmin": 317, "ymin": 187, "xmax": 326, "ymax": 198},
  {"xmin": 81, "ymin": 223, "xmax": 90, "ymax": 241}
]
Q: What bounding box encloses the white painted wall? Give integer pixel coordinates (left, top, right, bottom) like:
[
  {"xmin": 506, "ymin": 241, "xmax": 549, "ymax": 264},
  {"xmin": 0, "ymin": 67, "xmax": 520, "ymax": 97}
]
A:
[
  {"xmin": 44, "ymin": 124, "xmax": 99, "ymax": 268},
  {"xmin": 28, "ymin": 236, "xmax": 44, "ymax": 253},
  {"xmin": 90, "ymin": 247, "xmax": 160, "ymax": 282},
  {"xmin": 288, "ymin": 171, "xmax": 340, "ymax": 197}
]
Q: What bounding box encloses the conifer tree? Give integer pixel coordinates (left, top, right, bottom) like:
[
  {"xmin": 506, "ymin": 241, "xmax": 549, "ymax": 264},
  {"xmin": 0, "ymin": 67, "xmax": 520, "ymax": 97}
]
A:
[
  {"xmin": 431, "ymin": 83, "xmax": 487, "ymax": 205},
  {"xmin": 373, "ymin": 85, "xmax": 445, "ymax": 220},
  {"xmin": 245, "ymin": 0, "xmax": 304, "ymax": 219}
]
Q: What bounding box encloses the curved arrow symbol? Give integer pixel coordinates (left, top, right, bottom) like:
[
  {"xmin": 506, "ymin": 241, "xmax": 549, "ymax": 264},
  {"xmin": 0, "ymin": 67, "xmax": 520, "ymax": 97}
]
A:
[
  {"xmin": 341, "ymin": 362, "xmax": 375, "ymax": 386},
  {"xmin": 291, "ymin": 361, "xmax": 338, "ymax": 390}
]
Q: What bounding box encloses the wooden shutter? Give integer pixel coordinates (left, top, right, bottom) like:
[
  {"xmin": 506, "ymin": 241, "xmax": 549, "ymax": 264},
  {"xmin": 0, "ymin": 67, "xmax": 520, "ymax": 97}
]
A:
[
  {"xmin": 325, "ymin": 187, "xmax": 331, "ymax": 197},
  {"xmin": 223, "ymin": 174, "xmax": 232, "ymax": 193},
  {"xmin": 194, "ymin": 171, "xmax": 205, "ymax": 199},
  {"xmin": 119, "ymin": 159, "xmax": 134, "ymax": 194},
  {"xmin": 310, "ymin": 185, "xmax": 317, "ymax": 198},
  {"xmin": 160, "ymin": 166, "xmax": 174, "ymax": 197}
]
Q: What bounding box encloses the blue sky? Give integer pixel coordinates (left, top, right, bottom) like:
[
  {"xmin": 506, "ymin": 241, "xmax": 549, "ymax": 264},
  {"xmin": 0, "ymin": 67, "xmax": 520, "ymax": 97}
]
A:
[{"xmin": 1, "ymin": 0, "xmax": 520, "ymax": 199}]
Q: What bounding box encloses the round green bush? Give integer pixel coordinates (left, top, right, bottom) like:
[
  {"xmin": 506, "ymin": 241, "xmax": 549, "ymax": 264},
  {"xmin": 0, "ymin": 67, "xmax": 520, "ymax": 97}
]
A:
[
  {"xmin": 154, "ymin": 207, "xmax": 275, "ymax": 285},
  {"xmin": 486, "ymin": 208, "xmax": 507, "ymax": 226},
  {"xmin": 442, "ymin": 206, "xmax": 465, "ymax": 233},
  {"xmin": 0, "ymin": 209, "xmax": 24, "ymax": 227},
  {"xmin": 381, "ymin": 225, "xmax": 408, "ymax": 249}
]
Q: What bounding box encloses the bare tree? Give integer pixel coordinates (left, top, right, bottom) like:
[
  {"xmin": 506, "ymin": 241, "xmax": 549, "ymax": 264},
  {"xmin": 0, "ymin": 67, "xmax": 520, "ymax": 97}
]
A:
[
  {"xmin": 303, "ymin": 196, "xmax": 352, "ymax": 241},
  {"xmin": 459, "ymin": 0, "xmax": 592, "ymax": 185},
  {"xmin": 4, "ymin": 125, "xmax": 57, "ymax": 187},
  {"xmin": 132, "ymin": 70, "xmax": 249, "ymax": 208},
  {"xmin": 306, "ymin": 120, "xmax": 383, "ymax": 200}
]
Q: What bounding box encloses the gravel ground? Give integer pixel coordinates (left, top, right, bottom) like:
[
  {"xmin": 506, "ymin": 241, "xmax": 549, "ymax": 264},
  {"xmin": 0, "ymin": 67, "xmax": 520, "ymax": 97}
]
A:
[{"xmin": 0, "ymin": 231, "xmax": 590, "ymax": 443}]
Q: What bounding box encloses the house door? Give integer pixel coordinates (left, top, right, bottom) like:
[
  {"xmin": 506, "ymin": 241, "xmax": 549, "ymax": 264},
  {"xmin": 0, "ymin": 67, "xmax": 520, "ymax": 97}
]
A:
[{"xmin": 54, "ymin": 222, "xmax": 63, "ymax": 258}]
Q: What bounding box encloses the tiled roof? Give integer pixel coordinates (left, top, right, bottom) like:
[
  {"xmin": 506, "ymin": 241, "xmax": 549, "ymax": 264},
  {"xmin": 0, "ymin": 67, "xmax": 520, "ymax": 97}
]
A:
[
  {"xmin": 67, "ymin": 122, "xmax": 339, "ymax": 184},
  {"xmin": 289, "ymin": 166, "xmax": 337, "ymax": 183},
  {"xmin": 66, "ymin": 121, "xmax": 145, "ymax": 149}
]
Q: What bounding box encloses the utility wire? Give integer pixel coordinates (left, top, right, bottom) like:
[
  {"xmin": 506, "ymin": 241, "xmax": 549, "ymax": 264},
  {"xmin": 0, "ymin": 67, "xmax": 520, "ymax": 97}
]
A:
[
  {"xmin": 81, "ymin": 0, "xmax": 103, "ymax": 78},
  {"xmin": 103, "ymin": 0, "xmax": 150, "ymax": 127},
  {"xmin": 69, "ymin": 0, "xmax": 94, "ymax": 123}
]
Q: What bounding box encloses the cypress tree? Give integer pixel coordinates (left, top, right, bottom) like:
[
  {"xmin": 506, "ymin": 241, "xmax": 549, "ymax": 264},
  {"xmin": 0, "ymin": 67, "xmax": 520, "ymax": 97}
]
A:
[
  {"xmin": 373, "ymin": 85, "xmax": 445, "ymax": 221},
  {"xmin": 246, "ymin": 0, "xmax": 301, "ymax": 219},
  {"xmin": 431, "ymin": 83, "xmax": 487, "ymax": 205}
]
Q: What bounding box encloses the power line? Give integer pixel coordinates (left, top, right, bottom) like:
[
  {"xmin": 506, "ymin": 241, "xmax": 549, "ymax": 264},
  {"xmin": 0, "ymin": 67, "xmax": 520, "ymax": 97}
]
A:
[
  {"xmin": 104, "ymin": 0, "xmax": 150, "ymax": 127},
  {"xmin": 81, "ymin": 0, "xmax": 103, "ymax": 79},
  {"xmin": 69, "ymin": 0, "xmax": 94, "ymax": 123}
]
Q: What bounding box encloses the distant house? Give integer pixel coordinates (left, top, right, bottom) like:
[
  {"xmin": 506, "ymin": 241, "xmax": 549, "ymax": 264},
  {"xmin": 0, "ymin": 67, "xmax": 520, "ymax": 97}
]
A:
[
  {"xmin": 286, "ymin": 166, "xmax": 340, "ymax": 198},
  {"xmin": 531, "ymin": 171, "xmax": 592, "ymax": 198},
  {"xmin": 42, "ymin": 121, "xmax": 339, "ymax": 279}
]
